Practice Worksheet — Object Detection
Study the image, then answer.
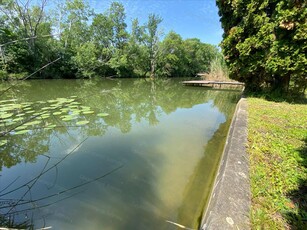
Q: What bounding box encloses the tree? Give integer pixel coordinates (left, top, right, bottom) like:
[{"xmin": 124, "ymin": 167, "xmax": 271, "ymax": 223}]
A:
[
  {"xmin": 144, "ymin": 14, "xmax": 163, "ymax": 79},
  {"xmin": 216, "ymin": 0, "xmax": 307, "ymax": 94},
  {"xmin": 125, "ymin": 18, "xmax": 148, "ymax": 77},
  {"xmin": 0, "ymin": 0, "xmax": 54, "ymax": 76},
  {"xmin": 159, "ymin": 31, "xmax": 185, "ymax": 77},
  {"xmin": 266, "ymin": 1, "xmax": 307, "ymax": 94},
  {"xmin": 107, "ymin": 2, "xmax": 128, "ymax": 50},
  {"xmin": 52, "ymin": 0, "xmax": 93, "ymax": 78},
  {"xmin": 180, "ymin": 38, "xmax": 220, "ymax": 77},
  {"xmin": 0, "ymin": 0, "xmax": 226, "ymax": 80},
  {"xmin": 60, "ymin": 0, "xmax": 92, "ymax": 49},
  {"xmin": 0, "ymin": 0, "xmax": 48, "ymax": 50},
  {"xmin": 90, "ymin": 13, "xmax": 113, "ymax": 76},
  {"xmin": 72, "ymin": 41, "xmax": 98, "ymax": 78},
  {"xmin": 103, "ymin": 2, "xmax": 129, "ymax": 77}
]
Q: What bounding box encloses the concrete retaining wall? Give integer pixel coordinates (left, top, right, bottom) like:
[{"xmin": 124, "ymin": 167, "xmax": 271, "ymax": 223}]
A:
[{"xmin": 201, "ymin": 98, "xmax": 250, "ymax": 229}]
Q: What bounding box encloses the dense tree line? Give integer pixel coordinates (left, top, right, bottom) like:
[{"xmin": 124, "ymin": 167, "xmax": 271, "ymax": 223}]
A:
[
  {"xmin": 0, "ymin": 0, "xmax": 222, "ymax": 79},
  {"xmin": 216, "ymin": 0, "xmax": 307, "ymax": 95}
]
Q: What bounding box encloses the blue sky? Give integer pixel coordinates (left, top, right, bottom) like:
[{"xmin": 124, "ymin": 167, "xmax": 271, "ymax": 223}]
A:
[{"xmin": 88, "ymin": 0, "xmax": 223, "ymax": 46}]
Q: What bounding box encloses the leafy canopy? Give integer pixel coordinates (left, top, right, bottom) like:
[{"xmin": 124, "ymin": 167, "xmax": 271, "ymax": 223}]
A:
[{"xmin": 216, "ymin": 0, "xmax": 307, "ymax": 95}]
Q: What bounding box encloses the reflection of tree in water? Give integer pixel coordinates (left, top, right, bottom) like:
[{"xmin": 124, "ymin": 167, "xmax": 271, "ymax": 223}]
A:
[
  {"xmin": 75, "ymin": 78, "xmax": 241, "ymax": 132},
  {"xmin": 0, "ymin": 78, "xmax": 241, "ymax": 228},
  {"xmin": 0, "ymin": 129, "xmax": 49, "ymax": 170},
  {"xmin": 3, "ymin": 78, "xmax": 241, "ymax": 136}
]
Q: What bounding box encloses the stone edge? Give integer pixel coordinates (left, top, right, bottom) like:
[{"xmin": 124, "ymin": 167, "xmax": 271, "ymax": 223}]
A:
[{"xmin": 200, "ymin": 98, "xmax": 250, "ymax": 230}]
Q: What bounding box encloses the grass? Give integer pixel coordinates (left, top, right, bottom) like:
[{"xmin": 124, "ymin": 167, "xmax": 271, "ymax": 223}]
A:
[{"xmin": 247, "ymin": 97, "xmax": 307, "ymax": 229}]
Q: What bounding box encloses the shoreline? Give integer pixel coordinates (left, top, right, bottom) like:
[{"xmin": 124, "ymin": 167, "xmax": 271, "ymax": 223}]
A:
[{"xmin": 200, "ymin": 98, "xmax": 251, "ymax": 229}]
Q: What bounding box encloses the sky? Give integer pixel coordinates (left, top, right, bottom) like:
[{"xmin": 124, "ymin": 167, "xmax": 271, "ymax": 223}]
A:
[{"xmin": 88, "ymin": 0, "xmax": 223, "ymax": 46}]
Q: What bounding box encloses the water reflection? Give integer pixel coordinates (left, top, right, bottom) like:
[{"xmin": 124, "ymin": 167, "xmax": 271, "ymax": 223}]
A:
[{"xmin": 0, "ymin": 79, "xmax": 241, "ymax": 229}]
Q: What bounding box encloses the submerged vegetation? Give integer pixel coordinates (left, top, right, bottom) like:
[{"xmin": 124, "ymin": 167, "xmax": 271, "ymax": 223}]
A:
[
  {"xmin": 0, "ymin": 0, "xmax": 224, "ymax": 80},
  {"xmin": 248, "ymin": 97, "xmax": 307, "ymax": 229}
]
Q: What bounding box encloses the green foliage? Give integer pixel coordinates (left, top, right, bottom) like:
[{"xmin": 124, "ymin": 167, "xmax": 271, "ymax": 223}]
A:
[
  {"xmin": 144, "ymin": 14, "xmax": 163, "ymax": 79},
  {"xmin": 158, "ymin": 32, "xmax": 222, "ymax": 78},
  {"xmin": 72, "ymin": 42, "xmax": 98, "ymax": 78},
  {"xmin": 216, "ymin": 0, "xmax": 307, "ymax": 95},
  {"xmin": 248, "ymin": 97, "xmax": 307, "ymax": 229},
  {"xmin": 0, "ymin": 0, "xmax": 224, "ymax": 79},
  {"xmin": 159, "ymin": 31, "xmax": 185, "ymax": 77}
]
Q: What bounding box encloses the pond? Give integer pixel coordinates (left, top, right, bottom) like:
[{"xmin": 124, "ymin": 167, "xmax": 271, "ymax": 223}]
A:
[{"xmin": 0, "ymin": 78, "xmax": 241, "ymax": 229}]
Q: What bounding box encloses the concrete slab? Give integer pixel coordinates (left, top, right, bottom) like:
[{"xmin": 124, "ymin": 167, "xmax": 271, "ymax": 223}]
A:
[{"xmin": 201, "ymin": 98, "xmax": 250, "ymax": 230}]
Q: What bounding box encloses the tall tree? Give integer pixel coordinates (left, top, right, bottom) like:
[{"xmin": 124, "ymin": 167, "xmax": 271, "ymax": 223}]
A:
[
  {"xmin": 90, "ymin": 13, "xmax": 113, "ymax": 76},
  {"xmin": 125, "ymin": 18, "xmax": 147, "ymax": 77},
  {"xmin": 55, "ymin": 0, "xmax": 93, "ymax": 78},
  {"xmin": 107, "ymin": 2, "xmax": 128, "ymax": 50},
  {"xmin": 105, "ymin": 2, "xmax": 129, "ymax": 77},
  {"xmin": 144, "ymin": 14, "xmax": 163, "ymax": 79},
  {"xmin": 216, "ymin": 0, "xmax": 307, "ymax": 94},
  {"xmin": 60, "ymin": 0, "xmax": 92, "ymax": 49}
]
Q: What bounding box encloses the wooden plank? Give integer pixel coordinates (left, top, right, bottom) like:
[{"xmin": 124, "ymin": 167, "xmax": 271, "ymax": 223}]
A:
[{"xmin": 182, "ymin": 80, "xmax": 244, "ymax": 86}]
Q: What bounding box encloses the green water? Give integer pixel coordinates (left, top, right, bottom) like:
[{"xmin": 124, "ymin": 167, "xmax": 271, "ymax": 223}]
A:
[{"xmin": 0, "ymin": 78, "xmax": 241, "ymax": 229}]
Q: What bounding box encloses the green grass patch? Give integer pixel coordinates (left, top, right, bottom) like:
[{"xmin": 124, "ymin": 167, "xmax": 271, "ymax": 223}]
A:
[{"xmin": 248, "ymin": 97, "xmax": 307, "ymax": 229}]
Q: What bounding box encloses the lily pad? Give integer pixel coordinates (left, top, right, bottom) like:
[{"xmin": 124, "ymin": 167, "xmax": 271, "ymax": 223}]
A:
[
  {"xmin": 82, "ymin": 111, "xmax": 94, "ymax": 114},
  {"xmin": 81, "ymin": 106, "xmax": 91, "ymax": 110},
  {"xmin": 14, "ymin": 130, "xmax": 30, "ymax": 135},
  {"xmin": 0, "ymin": 107, "xmax": 14, "ymax": 112},
  {"xmin": 41, "ymin": 114, "xmax": 50, "ymax": 119},
  {"xmin": 76, "ymin": 120, "xmax": 89, "ymax": 126},
  {"xmin": 61, "ymin": 117, "xmax": 74, "ymax": 121},
  {"xmin": 0, "ymin": 113, "xmax": 14, "ymax": 119},
  {"xmin": 0, "ymin": 140, "xmax": 8, "ymax": 147},
  {"xmin": 45, "ymin": 124, "xmax": 57, "ymax": 129},
  {"xmin": 41, "ymin": 107, "xmax": 52, "ymax": 111},
  {"xmin": 97, "ymin": 113, "xmax": 109, "ymax": 117},
  {"xmin": 0, "ymin": 99, "xmax": 17, "ymax": 103},
  {"xmin": 47, "ymin": 99, "xmax": 58, "ymax": 103},
  {"xmin": 15, "ymin": 125, "xmax": 30, "ymax": 130},
  {"xmin": 12, "ymin": 117, "xmax": 24, "ymax": 122},
  {"xmin": 16, "ymin": 113, "xmax": 26, "ymax": 117},
  {"xmin": 61, "ymin": 115, "xmax": 77, "ymax": 121},
  {"xmin": 24, "ymin": 120, "xmax": 41, "ymax": 126}
]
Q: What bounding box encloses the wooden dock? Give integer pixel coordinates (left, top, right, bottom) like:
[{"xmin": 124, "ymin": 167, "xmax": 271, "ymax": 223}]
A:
[{"xmin": 182, "ymin": 80, "xmax": 244, "ymax": 87}]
